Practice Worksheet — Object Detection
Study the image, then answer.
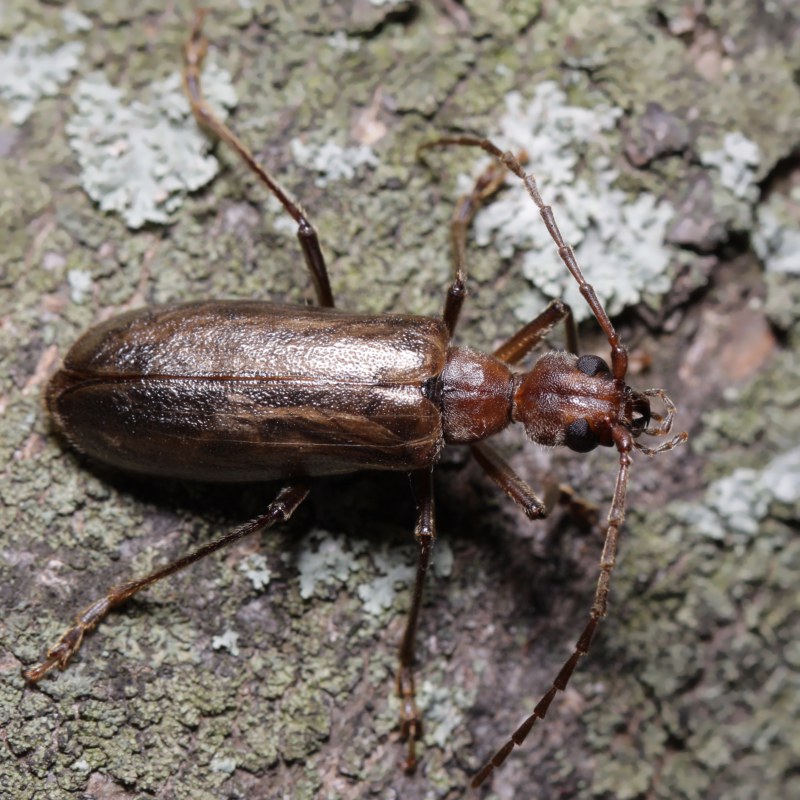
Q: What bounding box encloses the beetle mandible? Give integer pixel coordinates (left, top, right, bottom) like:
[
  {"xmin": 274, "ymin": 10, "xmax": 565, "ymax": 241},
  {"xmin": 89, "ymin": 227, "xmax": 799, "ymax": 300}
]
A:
[{"xmin": 23, "ymin": 10, "xmax": 688, "ymax": 787}]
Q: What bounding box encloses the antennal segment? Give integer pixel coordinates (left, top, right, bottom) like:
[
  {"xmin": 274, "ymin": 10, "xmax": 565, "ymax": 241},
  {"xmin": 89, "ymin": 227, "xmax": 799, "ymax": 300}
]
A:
[
  {"xmin": 417, "ymin": 135, "xmax": 628, "ymax": 382},
  {"xmin": 471, "ymin": 433, "xmax": 633, "ymax": 788}
]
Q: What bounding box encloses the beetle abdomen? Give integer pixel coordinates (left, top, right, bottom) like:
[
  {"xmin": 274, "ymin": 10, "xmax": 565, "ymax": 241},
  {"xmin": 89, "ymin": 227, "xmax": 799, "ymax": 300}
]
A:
[{"xmin": 49, "ymin": 302, "xmax": 448, "ymax": 481}]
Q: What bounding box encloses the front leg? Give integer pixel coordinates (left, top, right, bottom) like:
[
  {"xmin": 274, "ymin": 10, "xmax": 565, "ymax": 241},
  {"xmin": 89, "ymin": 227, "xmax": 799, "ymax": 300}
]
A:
[
  {"xmin": 470, "ymin": 440, "xmax": 549, "ymax": 520},
  {"xmin": 472, "ymin": 440, "xmax": 598, "ymax": 531},
  {"xmin": 493, "ymin": 299, "xmax": 578, "ymax": 365},
  {"xmin": 396, "ymin": 469, "xmax": 436, "ymax": 772},
  {"xmin": 441, "ymin": 158, "xmax": 508, "ymax": 337}
]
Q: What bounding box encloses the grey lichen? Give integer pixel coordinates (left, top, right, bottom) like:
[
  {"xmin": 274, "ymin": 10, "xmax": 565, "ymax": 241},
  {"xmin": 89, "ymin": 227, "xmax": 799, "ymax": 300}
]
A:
[
  {"xmin": 296, "ymin": 531, "xmax": 453, "ymax": 619},
  {"xmin": 700, "ymin": 132, "xmax": 761, "ymax": 203},
  {"xmin": 356, "ymin": 544, "xmax": 416, "ymax": 615},
  {"xmin": 358, "ymin": 539, "xmax": 453, "ymax": 617},
  {"xmin": 468, "ymin": 83, "xmax": 676, "ymax": 322},
  {"xmin": 66, "ymin": 60, "xmax": 237, "ymax": 229},
  {"xmin": 288, "ymin": 137, "xmax": 378, "ymax": 187},
  {"xmin": 674, "ymin": 446, "xmax": 800, "ymax": 541},
  {"xmin": 0, "ymin": 33, "xmax": 84, "ymax": 124},
  {"xmin": 66, "ymin": 268, "xmax": 92, "ymax": 304},
  {"xmin": 696, "ymin": 130, "xmax": 764, "ymax": 235},
  {"xmin": 417, "ymin": 678, "xmax": 476, "ymax": 750},
  {"xmin": 239, "ymin": 553, "xmax": 272, "ymax": 591},
  {"xmin": 210, "ymin": 628, "xmax": 240, "ymax": 656},
  {"xmin": 754, "ymin": 188, "xmax": 800, "ymax": 275},
  {"xmin": 60, "ymin": 8, "xmax": 92, "ymax": 35},
  {"xmin": 294, "ymin": 528, "xmax": 454, "ymax": 618},
  {"xmin": 209, "ymin": 755, "xmax": 237, "ymax": 775},
  {"xmin": 295, "ymin": 529, "xmax": 366, "ymax": 600}
]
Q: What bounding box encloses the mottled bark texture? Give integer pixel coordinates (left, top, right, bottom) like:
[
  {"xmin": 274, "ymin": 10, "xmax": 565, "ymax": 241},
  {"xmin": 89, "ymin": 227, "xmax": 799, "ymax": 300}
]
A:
[{"xmin": 1, "ymin": 2, "xmax": 798, "ymax": 799}]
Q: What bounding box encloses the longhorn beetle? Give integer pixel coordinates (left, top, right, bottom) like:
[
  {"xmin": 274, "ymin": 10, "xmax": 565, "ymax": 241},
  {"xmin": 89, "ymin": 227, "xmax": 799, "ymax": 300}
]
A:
[{"xmin": 23, "ymin": 10, "xmax": 687, "ymax": 788}]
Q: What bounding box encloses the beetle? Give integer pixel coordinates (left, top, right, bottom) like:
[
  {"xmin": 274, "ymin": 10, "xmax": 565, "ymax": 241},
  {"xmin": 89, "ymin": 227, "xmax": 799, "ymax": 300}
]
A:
[{"xmin": 23, "ymin": 10, "xmax": 687, "ymax": 787}]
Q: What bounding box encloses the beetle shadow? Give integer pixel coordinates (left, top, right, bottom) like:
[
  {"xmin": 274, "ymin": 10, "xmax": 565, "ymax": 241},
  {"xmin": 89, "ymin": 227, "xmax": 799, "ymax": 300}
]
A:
[
  {"xmin": 128, "ymin": 441, "xmax": 577, "ymax": 540},
  {"xmin": 442, "ymin": 451, "xmax": 595, "ymax": 594},
  {"xmin": 68, "ymin": 450, "xmax": 421, "ymax": 553},
  {"xmin": 63, "ymin": 443, "xmax": 596, "ymax": 640}
]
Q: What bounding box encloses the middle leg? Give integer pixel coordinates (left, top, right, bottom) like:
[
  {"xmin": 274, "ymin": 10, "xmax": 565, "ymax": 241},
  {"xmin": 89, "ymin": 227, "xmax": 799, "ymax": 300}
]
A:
[{"xmin": 418, "ymin": 140, "xmax": 524, "ymax": 337}]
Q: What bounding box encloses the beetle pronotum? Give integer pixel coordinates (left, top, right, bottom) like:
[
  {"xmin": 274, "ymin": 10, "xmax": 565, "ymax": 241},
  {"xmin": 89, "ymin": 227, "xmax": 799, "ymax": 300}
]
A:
[{"xmin": 23, "ymin": 10, "xmax": 687, "ymax": 787}]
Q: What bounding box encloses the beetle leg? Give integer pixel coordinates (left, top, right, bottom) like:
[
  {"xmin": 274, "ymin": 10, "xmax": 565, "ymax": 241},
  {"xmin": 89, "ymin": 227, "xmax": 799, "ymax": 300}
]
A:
[
  {"xmin": 441, "ymin": 159, "xmax": 509, "ymax": 337},
  {"xmin": 183, "ymin": 10, "xmax": 334, "ymax": 308},
  {"xmin": 493, "ymin": 299, "xmax": 578, "ymax": 365},
  {"xmin": 396, "ymin": 469, "xmax": 436, "ymax": 772},
  {"xmin": 553, "ymin": 483, "xmax": 600, "ymax": 530},
  {"xmin": 470, "ymin": 441, "xmax": 550, "ymax": 520},
  {"xmin": 472, "ymin": 442, "xmax": 599, "ymax": 535},
  {"xmin": 23, "ymin": 484, "xmax": 309, "ymax": 684}
]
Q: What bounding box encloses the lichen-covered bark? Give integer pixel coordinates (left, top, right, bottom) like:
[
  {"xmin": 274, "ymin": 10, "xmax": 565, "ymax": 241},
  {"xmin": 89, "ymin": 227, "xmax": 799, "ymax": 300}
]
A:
[{"xmin": 1, "ymin": 2, "xmax": 798, "ymax": 799}]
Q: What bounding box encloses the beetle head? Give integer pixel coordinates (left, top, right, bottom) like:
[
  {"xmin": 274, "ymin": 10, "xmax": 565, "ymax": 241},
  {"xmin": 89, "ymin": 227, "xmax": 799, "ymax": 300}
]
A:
[{"xmin": 512, "ymin": 351, "xmax": 685, "ymax": 456}]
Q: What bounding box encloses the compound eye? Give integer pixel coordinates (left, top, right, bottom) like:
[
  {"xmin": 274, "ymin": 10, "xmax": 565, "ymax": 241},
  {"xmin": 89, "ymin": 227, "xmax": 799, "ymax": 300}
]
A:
[
  {"xmin": 576, "ymin": 354, "xmax": 611, "ymax": 378},
  {"xmin": 564, "ymin": 418, "xmax": 598, "ymax": 452}
]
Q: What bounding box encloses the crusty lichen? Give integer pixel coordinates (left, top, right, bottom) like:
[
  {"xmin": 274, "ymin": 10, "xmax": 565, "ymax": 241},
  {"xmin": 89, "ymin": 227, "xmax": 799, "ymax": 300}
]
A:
[
  {"xmin": 0, "ymin": 32, "xmax": 84, "ymax": 125},
  {"xmin": 66, "ymin": 62, "xmax": 237, "ymax": 228},
  {"xmin": 463, "ymin": 83, "xmax": 677, "ymax": 323}
]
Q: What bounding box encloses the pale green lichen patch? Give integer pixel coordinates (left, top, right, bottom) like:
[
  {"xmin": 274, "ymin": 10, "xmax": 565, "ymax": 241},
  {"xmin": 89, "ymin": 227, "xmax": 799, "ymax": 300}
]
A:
[
  {"xmin": 0, "ymin": 33, "xmax": 84, "ymax": 124},
  {"xmin": 358, "ymin": 538, "xmax": 453, "ymax": 615},
  {"xmin": 295, "ymin": 529, "xmax": 367, "ymax": 599},
  {"xmin": 294, "ymin": 528, "xmax": 447, "ymax": 618},
  {"xmin": 695, "ymin": 346, "xmax": 800, "ymax": 476},
  {"xmin": 209, "ymin": 754, "xmax": 237, "ymax": 774},
  {"xmin": 66, "ymin": 60, "xmax": 236, "ymax": 228},
  {"xmin": 356, "ymin": 544, "xmax": 416, "ymax": 615},
  {"xmin": 288, "ymin": 138, "xmax": 378, "ymax": 187},
  {"xmin": 699, "ymin": 132, "xmax": 761, "ymax": 203},
  {"xmin": 754, "ymin": 187, "xmax": 800, "ymax": 276},
  {"xmin": 417, "ymin": 678, "xmax": 475, "ymax": 750},
  {"xmin": 468, "ymin": 84, "xmax": 676, "ymax": 322},
  {"xmin": 211, "ymin": 627, "xmax": 240, "ymax": 656},
  {"xmin": 239, "ymin": 553, "xmax": 272, "ymax": 591},
  {"xmin": 697, "ymin": 131, "xmax": 764, "ymax": 234},
  {"xmin": 66, "ymin": 268, "xmax": 92, "ymax": 304},
  {"xmin": 432, "ymin": 537, "xmax": 454, "ymax": 577},
  {"xmin": 586, "ymin": 444, "xmax": 800, "ymax": 800},
  {"xmin": 673, "ymin": 446, "xmax": 800, "ymax": 541},
  {"xmin": 60, "ymin": 8, "xmax": 92, "ymax": 35}
]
